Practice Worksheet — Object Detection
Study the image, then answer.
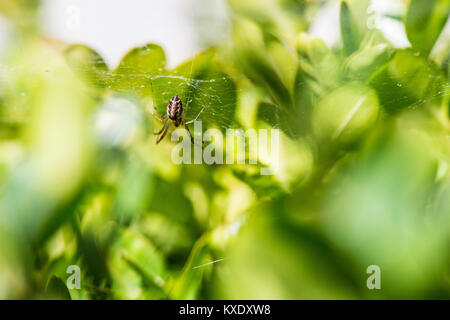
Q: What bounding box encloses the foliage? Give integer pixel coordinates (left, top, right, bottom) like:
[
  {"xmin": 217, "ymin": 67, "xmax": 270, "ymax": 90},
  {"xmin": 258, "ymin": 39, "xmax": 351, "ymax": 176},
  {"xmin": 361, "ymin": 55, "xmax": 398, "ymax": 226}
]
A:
[{"xmin": 0, "ymin": 0, "xmax": 449, "ymax": 299}]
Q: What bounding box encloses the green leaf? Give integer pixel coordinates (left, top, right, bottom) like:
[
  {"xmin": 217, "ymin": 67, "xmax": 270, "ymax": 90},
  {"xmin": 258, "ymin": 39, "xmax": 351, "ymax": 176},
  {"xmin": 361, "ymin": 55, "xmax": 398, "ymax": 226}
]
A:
[
  {"xmin": 148, "ymin": 59, "xmax": 194, "ymax": 116},
  {"xmin": 121, "ymin": 229, "xmax": 166, "ymax": 281},
  {"xmin": 111, "ymin": 45, "xmax": 237, "ymax": 131},
  {"xmin": 344, "ymin": 44, "xmax": 394, "ymax": 81},
  {"xmin": 320, "ymin": 120, "xmax": 447, "ymax": 297},
  {"xmin": 405, "ymin": 0, "xmax": 450, "ymax": 55},
  {"xmin": 64, "ymin": 44, "xmax": 110, "ymax": 89},
  {"xmin": 169, "ymin": 236, "xmax": 211, "ymax": 299},
  {"xmin": 227, "ymin": 0, "xmax": 301, "ymax": 43},
  {"xmin": 45, "ymin": 275, "xmax": 71, "ymax": 300},
  {"xmin": 185, "ymin": 68, "xmax": 237, "ymax": 131},
  {"xmin": 112, "ymin": 44, "xmax": 166, "ymax": 96},
  {"xmin": 267, "ymin": 39, "xmax": 298, "ymax": 93},
  {"xmin": 222, "ymin": 204, "xmax": 358, "ymax": 299},
  {"xmin": 429, "ymin": 31, "xmax": 450, "ymax": 75},
  {"xmin": 340, "ymin": 1, "xmax": 360, "ymax": 56},
  {"xmin": 312, "ymin": 83, "xmax": 379, "ymax": 147},
  {"xmin": 114, "ymin": 157, "xmax": 153, "ymax": 225},
  {"xmin": 233, "ymin": 19, "xmax": 293, "ymax": 111},
  {"xmin": 0, "ymin": 49, "xmax": 92, "ymax": 247},
  {"xmin": 296, "ymin": 33, "xmax": 341, "ymax": 94},
  {"xmin": 138, "ymin": 213, "xmax": 195, "ymax": 255},
  {"xmin": 295, "ymin": 33, "xmax": 341, "ymax": 130},
  {"xmin": 444, "ymin": 52, "xmax": 450, "ymax": 79},
  {"xmin": 115, "ymin": 44, "xmax": 166, "ymax": 76},
  {"xmin": 231, "ymin": 167, "xmax": 284, "ymax": 199},
  {"xmin": 293, "ymin": 68, "xmax": 317, "ymax": 134},
  {"xmin": 109, "ymin": 228, "xmax": 167, "ymax": 299},
  {"xmin": 258, "ymin": 102, "xmax": 299, "ymax": 138},
  {"xmin": 0, "ymin": 0, "xmax": 39, "ymax": 29},
  {"xmin": 153, "ymin": 49, "xmax": 237, "ymax": 131},
  {"xmin": 369, "ymin": 49, "xmax": 441, "ymax": 113}
]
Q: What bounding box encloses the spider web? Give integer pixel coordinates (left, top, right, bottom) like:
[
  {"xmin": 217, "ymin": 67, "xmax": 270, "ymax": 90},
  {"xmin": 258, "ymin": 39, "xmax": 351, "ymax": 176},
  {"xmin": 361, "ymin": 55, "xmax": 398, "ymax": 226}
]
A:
[
  {"xmin": 151, "ymin": 75, "xmax": 238, "ymax": 129},
  {"xmin": 108, "ymin": 68, "xmax": 239, "ymax": 132}
]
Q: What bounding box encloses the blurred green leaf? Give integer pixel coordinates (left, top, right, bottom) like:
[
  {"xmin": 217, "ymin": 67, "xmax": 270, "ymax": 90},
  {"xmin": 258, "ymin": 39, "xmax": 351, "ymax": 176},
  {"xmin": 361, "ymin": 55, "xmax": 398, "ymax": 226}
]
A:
[
  {"xmin": 267, "ymin": 39, "xmax": 297, "ymax": 92},
  {"xmin": 340, "ymin": 1, "xmax": 360, "ymax": 56},
  {"xmin": 227, "ymin": 0, "xmax": 306, "ymax": 43},
  {"xmin": 369, "ymin": 49, "xmax": 442, "ymax": 113},
  {"xmin": 139, "ymin": 213, "xmax": 195, "ymax": 256},
  {"xmin": 1, "ymin": 45, "xmax": 92, "ymax": 246},
  {"xmin": 219, "ymin": 203, "xmax": 358, "ymax": 299},
  {"xmin": 64, "ymin": 44, "xmax": 110, "ymax": 89},
  {"xmin": 321, "ymin": 116, "xmax": 448, "ymax": 297},
  {"xmin": 45, "ymin": 275, "xmax": 71, "ymax": 300},
  {"xmin": 405, "ymin": 0, "xmax": 450, "ymax": 55},
  {"xmin": 169, "ymin": 236, "xmax": 211, "ymax": 299},
  {"xmin": 231, "ymin": 167, "xmax": 284, "ymax": 199},
  {"xmin": 293, "ymin": 32, "xmax": 336, "ymax": 131},
  {"xmin": 1, "ymin": 0, "xmax": 450, "ymax": 301},
  {"xmin": 109, "ymin": 227, "xmax": 167, "ymax": 299},
  {"xmin": 233, "ymin": 19, "xmax": 293, "ymax": 111},
  {"xmin": 295, "ymin": 32, "xmax": 341, "ymax": 108},
  {"xmin": 312, "ymin": 83, "xmax": 379, "ymax": 148},
  {"xmin": 258, "ymin": 102, "xmax": 299, "ymax": 138},
  {"xmin": 114, "ymin": 156, "xmax": 153, "ymax": 225},
  {"xmin": 0, "ymin": 0, "xmax": 40, "ymax": 30},
  {"xmin": 344, "ymin": 44, "xmax": 394, "ymax": 81},
  {"xmin": 148, "ymin": 176, "xmax": 197, "ymax": 230},
  {"xmin": 112, "ymin": 44, "xmax": 166, "ymax": 96}
]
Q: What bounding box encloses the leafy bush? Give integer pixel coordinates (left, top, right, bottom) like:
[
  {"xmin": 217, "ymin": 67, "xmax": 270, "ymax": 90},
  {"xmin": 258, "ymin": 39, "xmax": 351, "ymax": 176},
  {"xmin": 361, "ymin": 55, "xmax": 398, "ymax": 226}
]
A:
[{"xmin": 0, "ymin": 0, "xmax": 449, "ymax": 299}]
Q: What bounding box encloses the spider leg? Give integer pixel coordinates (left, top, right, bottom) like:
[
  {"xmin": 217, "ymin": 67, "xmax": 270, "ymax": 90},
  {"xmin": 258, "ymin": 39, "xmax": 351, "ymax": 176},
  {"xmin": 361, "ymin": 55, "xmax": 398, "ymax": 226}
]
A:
[
  {"xmin": 184, "ymin": 124, "xmax": 205, "ymax": 147},
  {"xmin": 152, "ymin": 111, "xmax": 164, "ymax": 122},
  {"xmin": 156, "ymin": 123, "xmax": 170, "ymax": 144},
  {"xmin": 185, "ymin": 106, "xmax": 205, "ymax": 125},
  {"xmin": 184, "ymin": 124, "xmax": 195, "ymax": 144},
  {"xmin": 154, "ymin": 119, "xmax": 169, "ymax": 135}
]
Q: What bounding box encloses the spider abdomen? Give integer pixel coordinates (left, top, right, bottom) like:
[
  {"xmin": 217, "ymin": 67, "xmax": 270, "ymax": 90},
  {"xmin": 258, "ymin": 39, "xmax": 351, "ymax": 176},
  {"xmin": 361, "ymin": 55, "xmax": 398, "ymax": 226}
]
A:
[{"xmin": 167, "ymin": 94, "xmax": 183, "ymax": 121}]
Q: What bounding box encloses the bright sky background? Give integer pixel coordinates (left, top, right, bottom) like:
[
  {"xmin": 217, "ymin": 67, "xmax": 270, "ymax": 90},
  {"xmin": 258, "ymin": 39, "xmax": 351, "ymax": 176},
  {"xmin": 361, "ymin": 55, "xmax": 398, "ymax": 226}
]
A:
[
  {"xmin": 1, "ymin": 0, "xmax": 443, "ymax": 68},
  {"xmin": 39, "ymin": 0, "xmax": 228, "ymax": 68}
]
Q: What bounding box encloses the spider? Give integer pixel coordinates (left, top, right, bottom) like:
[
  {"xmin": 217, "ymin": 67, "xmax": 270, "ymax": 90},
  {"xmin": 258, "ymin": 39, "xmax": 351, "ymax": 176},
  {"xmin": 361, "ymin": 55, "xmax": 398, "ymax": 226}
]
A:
[{"xmin": 150, "ymin": 83, "xmax": 204, "ymax": 144}]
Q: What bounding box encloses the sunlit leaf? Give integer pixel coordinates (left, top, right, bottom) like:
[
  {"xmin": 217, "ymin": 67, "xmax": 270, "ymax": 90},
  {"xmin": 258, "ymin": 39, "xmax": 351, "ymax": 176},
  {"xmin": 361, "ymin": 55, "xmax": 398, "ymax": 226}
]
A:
[
  {"xmin": 233, "ymin": 19, "xmax": 293, "ymax": 111},
  {"xmin": 340, "ymin": 1, "xmax": 360, "ymax": 56},
  {"xmin": 64, "ymin": 44, "xmax": 110, "ymax": 89},
  {"xmin": 294, "ymin": 33, "xmax": 342, "ymax": 132},
  {"xmin": 369, "ymin": 49, "xmax": 442, "ymax": 113},
  {"xmin": 258, "ymin": 102, "xmax": 299, "ymax": 138},
  {"xmin": 344, "ymin": 44, "xmax": 394, "ymax": 81},
  {"xmin": 169, "ymin": 237, "xmax": 211, "ymax": 299},
  {"xmin": 405, "ymin": 0, "xmax": 450, "ymax": 55},
  {"xmin": 321, "ymin": 118, "xmax": 448, "ymax": 297},
  {"xmin": 112, "ymin": 44, "xmax": 166, "ymax": 96},
  {"xmin": 111, "ymin": 45, "xmax": 237, "ymax": 131},
  {"xmin": 312, "ymin": 83, "xmax": 379, "ymax": 147}
]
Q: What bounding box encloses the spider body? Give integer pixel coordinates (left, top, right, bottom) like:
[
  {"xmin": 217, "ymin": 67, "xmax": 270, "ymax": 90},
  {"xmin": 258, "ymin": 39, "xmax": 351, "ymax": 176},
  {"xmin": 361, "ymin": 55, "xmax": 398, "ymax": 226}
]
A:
[
  {"xmin": 151, "ymin": 88, "xmax": 204, "ymax": 145},
  {"xmin": 167, "ymin": 94, "xmax": 183, "ymax": 126}
]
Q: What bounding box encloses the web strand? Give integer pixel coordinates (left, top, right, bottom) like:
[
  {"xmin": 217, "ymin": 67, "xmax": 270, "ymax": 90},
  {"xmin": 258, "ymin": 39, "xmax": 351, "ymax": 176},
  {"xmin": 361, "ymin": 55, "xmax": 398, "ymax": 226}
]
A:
[{"xmin": 184, "ymin": 57, "xmax": 195, "ymax": 116}]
